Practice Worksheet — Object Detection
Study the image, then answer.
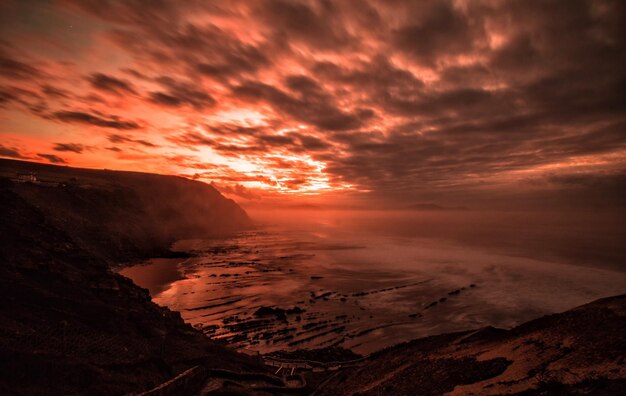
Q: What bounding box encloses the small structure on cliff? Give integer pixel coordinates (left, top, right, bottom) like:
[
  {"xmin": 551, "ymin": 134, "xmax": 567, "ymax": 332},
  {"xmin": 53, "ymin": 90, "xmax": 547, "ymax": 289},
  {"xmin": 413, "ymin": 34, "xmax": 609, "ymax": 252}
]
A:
[{"xmin": 15, "ymin": 172, "xmax": 39, "ymax": 183}]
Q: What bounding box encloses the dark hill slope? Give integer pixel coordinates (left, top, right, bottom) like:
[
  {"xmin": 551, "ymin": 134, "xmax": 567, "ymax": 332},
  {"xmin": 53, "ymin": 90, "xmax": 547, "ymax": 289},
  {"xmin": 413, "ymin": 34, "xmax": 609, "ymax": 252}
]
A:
[
  {"xmin": 317, "ymin": 294, "xmax": 626, "ymax": 395},
  {"xmin": 0, "ymin": 158, "xmax": 250, "ymax": 262},
  {"xmin": 0, "ymin": 160, "xmax": 261, "ymax": 395}
]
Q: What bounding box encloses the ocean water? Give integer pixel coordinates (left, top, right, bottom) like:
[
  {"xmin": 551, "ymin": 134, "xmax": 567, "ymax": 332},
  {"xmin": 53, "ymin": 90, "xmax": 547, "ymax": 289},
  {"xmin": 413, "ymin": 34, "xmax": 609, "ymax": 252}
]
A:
[{"xmin": 121, "ymin": 208, "xmax": 626, "ymax": 355}]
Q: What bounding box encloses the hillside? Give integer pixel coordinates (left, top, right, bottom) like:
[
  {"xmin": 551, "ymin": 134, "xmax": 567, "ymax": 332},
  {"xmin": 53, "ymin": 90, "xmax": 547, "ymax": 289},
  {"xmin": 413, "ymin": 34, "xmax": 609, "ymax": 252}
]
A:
[
  {"xmin": 317, "ymin": 295, "xmax": 626, "ymax": 395},
  {"xmin": 0, "ymin": 159, "xmax": 250, "ymax": 262},
  {"xmin": 0, "ymin": 159, "xmax": 261, "ymax": 395}
]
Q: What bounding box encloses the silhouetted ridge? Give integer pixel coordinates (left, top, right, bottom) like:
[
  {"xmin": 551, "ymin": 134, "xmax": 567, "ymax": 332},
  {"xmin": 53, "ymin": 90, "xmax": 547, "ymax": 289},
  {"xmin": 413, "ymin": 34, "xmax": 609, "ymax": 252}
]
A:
[
  {"xmin": 0, "ymin": 159, "xmax": 261, "ymax": 395},
  {"xmin": 0, "ymin": 158, "xmax": 251, "ymax": 262}
]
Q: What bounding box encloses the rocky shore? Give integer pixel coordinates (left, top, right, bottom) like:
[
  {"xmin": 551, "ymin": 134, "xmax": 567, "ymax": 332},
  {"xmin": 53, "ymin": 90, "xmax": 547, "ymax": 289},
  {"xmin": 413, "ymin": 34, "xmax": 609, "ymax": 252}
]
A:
[{"xmin": 317, "ymin": 294, "xmax": 626, "ymax": 395}]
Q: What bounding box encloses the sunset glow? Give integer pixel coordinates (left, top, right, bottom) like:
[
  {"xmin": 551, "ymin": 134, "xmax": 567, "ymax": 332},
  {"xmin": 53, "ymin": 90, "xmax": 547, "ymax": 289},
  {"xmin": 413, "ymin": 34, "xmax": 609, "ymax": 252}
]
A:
[
  {"xmin": 1, "ymin": 0, "xmax": 624, "ymax": 207},
  {"xmin": 2, "ymin": 2, "xmax": 626, "ymax": 394}
]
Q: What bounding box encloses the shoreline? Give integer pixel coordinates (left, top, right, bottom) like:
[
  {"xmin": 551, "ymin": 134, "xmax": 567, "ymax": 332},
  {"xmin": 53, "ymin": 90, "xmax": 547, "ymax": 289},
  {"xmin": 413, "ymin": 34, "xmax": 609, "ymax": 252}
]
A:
[
  {"xmin": 120, "ymin": 229, "xmax": 626, "ymax": 357},
  {"xmin": 0, "ymin": 160, "xmax": 266, "ymax": 395}
]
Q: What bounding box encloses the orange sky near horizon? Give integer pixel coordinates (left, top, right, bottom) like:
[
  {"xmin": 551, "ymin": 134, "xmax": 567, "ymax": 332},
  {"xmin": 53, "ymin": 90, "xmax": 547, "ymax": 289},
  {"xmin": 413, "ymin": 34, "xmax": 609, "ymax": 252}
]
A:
[{"xmin": 1, "ymin": 0, "xmax": 625, "ymax": 208}]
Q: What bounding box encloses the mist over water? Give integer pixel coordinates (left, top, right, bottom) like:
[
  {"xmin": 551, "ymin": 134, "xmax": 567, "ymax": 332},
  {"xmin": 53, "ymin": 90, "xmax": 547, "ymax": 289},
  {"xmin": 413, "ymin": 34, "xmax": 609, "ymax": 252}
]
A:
[
  {"xmin": 248, "ymin": 207, "xmax": 626, "ymax": 272},
  {"xmin": 122, "ymin": 208, "xmax": 626, "ymax": 354}
]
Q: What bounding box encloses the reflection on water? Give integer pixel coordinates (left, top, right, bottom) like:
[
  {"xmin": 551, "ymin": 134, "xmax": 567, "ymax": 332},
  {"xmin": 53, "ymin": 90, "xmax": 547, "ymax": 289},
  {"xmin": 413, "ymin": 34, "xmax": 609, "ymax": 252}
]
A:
[
  {"xmin": 120, "ymin": 210, "xmax": 626, "ymax": 355},
  {"xmin": 119, "ymin": 258, "xmax": 183, "ymax": 296}
]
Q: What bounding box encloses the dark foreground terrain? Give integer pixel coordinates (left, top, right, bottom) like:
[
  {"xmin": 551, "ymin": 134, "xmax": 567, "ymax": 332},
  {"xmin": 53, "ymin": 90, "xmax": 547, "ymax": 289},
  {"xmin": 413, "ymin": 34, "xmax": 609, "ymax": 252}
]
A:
[
  {"xmin": 1, "ymin": 159, "xmax": 624, "ymax": 395},
  {"xmin": 0, "ymin": 159, "xmax": 262, "ymax": 395},
  {"xmin": 317, "ymin": 294, "xmax": 626, "ymax": 395}
]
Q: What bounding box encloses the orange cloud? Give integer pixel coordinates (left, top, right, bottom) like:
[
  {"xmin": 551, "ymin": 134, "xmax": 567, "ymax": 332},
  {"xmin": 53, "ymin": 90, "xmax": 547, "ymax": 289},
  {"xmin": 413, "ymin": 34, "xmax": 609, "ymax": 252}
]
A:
[{"xmin": 0, "ymin": 0, "xmax": 624, "ymax": 208}]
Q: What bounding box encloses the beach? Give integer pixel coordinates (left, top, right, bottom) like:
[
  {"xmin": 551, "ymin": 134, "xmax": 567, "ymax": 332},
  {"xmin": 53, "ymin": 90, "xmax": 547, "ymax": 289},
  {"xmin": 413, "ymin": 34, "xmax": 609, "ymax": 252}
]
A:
[{"xmin": 121, "ymin": 210, "xmax": 626, "ymax": 355}]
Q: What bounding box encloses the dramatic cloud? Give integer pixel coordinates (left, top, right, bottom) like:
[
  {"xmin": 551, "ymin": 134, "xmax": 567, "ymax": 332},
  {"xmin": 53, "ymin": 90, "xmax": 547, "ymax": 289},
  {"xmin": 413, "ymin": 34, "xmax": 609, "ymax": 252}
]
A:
[
  {"xmin": 41, "ymin": 85, "xmax": 70, "ymax": 98},
  {"xmin": 37, "ymin": 153, "xmax": 66, "ymax": 164},
  {"xmin": 108, "ymin": 134, "xmax": 156, "ymax": 148},
  {"xmin": 0, "ymin": 0, "xmax": 624, "ymax": 206},
  {"xmin": 233, "ymin": 78, "xmax": 373, "ymax": 131},
  {"xmin": 0, "ymin": 50, "xmax": 41, "ymax": 80},
  {"xmin": 53, "ymin": 143, "xmax": 86, "ymax": 154},
  {"xmin": 87, "ymin": 73, "xmax": 137, "ymax": 96},
  {"xmin": 52, "ymin": 111, "xmax": 141, "ymax": 130},
  {"xmin": 392, "ymin": 1, "xmax": 480, "ymax": 66},
  {"xmin": 148, "ymin": 77, "xmax": 216, "ymax": 110},
  {"xmin": 0, "ymin": 144, "xmax": 29, "ymax": 159}
]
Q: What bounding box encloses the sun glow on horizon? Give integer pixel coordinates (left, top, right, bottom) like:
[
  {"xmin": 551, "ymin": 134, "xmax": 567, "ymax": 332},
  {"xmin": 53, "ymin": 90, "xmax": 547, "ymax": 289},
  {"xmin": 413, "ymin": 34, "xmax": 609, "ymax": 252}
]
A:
[
  {"xmin": 186, "ymin": 150, "xmax": 353, "ymax": 196},
  {"xmin": 1, "ymin": 0, "xmax": 624, "ymax": 205}
]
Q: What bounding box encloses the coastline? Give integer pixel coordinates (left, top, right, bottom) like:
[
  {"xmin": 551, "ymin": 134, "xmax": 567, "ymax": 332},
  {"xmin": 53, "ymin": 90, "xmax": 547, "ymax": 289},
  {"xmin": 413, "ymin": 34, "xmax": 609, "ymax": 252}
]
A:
[
  {"xmin": 120, "ymin": 228, "xmax": 626, "ymax": 357},
  {"xmin": 1, "ymin": 159, "xmax": 624, "ymax": 395},
  {"xmin": 0, "ymin": 160, "xmax": 265, "ymax": 395}
]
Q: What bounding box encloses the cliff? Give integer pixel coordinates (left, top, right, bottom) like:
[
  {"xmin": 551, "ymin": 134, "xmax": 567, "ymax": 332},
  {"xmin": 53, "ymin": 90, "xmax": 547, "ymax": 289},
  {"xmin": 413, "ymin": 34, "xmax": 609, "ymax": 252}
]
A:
[
  {"xmin": 0, "ymin": 159, "xmax": 251, "ymax": 262},
  {"xmin": 0, "ymin": 159, "xmax": 261, "ymax": 395}
]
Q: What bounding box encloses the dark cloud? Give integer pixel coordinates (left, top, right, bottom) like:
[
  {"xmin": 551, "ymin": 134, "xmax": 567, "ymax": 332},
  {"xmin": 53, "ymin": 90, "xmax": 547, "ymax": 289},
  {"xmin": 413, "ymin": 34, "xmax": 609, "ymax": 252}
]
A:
[
  {"xmin": 108, "ymin": 133, "xmax": 156, "ymax": 148},
  {"xmin": 0, "ymin": 52, "xmax": 41, "ymax": 80},
  {"xmin": 255, "ymin": 0, "xmax": 353, "ymax": 50},
  {"xmin": 168, "ymin": 131, "xmax": 214, "ymax": 147},
  {"xmin": 52, "ymin": 111, "xmax": 141, "ymax": 130},
  {"xmin": 193, "ymin": 31, "xmax": 270, "ymax": 80},
  {"xmin": 0, "ymin": 144, "xmax": 29, "ymax": 159},
  {"xmin": 0, "ymin": 89, "xmax": 17, "ymax": 106},
  {"xmin": 0, "ymin": 86, "xmax": 42, "ymax": 109},
  {"xmin": 2, "ymin": 0, "xmax": 625, "ymax": 204},
  {"xmin": 41, "ymin": 85, "xmax": 70, "ymax": 98},
  {"xmin": 297, "ymin": 0, "xmax": 626, "ymax": 201},
  {"xmin": 149, "ymin": 77, "xmax": 215, "ymax": 110},
  {"xmin": 234, "ymin": 79, "xmax": 371, "ymax": 131},
  {"xmin": 37, "ymin": 153, "xmax": 66, "ymax": 164},
  {"xmin": 104, "ymin": 14, "xmax": 271, "ymax": 83},
  {"xmin": 52, "ymin": 143, "xmax": 86, "ymax": 153},
  {"xmin": 87, "ymin": 73, "xmax": 137, "ymax": 96},
  {"xmin": 292, "ymin": 133, "xmax": 331, "ymax": 150},
  {"xmin": 542, "ymin": 171, "xmax": 626, "ymax": 208},
  {"xmin": 391, "ymin": 1, "xmax": 480, "ymax": 66},
  {"xmin": 257, "ymin": 134, "xmax": 296, "ymax": 146},
  {"xmin": 148, "ymin": 92, "xmax": 181, "ymax": 107},
  {"xmin": 313, "ymin": 56, "xmax": 425, "ymax": 94}
]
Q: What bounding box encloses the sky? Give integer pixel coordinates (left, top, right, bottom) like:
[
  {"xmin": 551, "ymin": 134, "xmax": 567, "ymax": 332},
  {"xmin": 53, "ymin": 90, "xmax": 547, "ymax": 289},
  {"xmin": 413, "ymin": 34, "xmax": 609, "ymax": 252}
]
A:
[{"xmin": 1, "ymin": 0, "xmax": 625, "ymax": 208}]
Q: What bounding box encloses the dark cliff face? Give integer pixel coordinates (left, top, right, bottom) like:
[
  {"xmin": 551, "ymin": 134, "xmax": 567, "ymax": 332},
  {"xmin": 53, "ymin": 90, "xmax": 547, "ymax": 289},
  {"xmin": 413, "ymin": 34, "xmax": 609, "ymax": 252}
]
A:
[
  {"xmin": 0, "ymin": 158, "xmax": 251, "ymax": 263},
  {"xmin": 0, "ymin": 159, "xmax": 261, "ymax": 395}
]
